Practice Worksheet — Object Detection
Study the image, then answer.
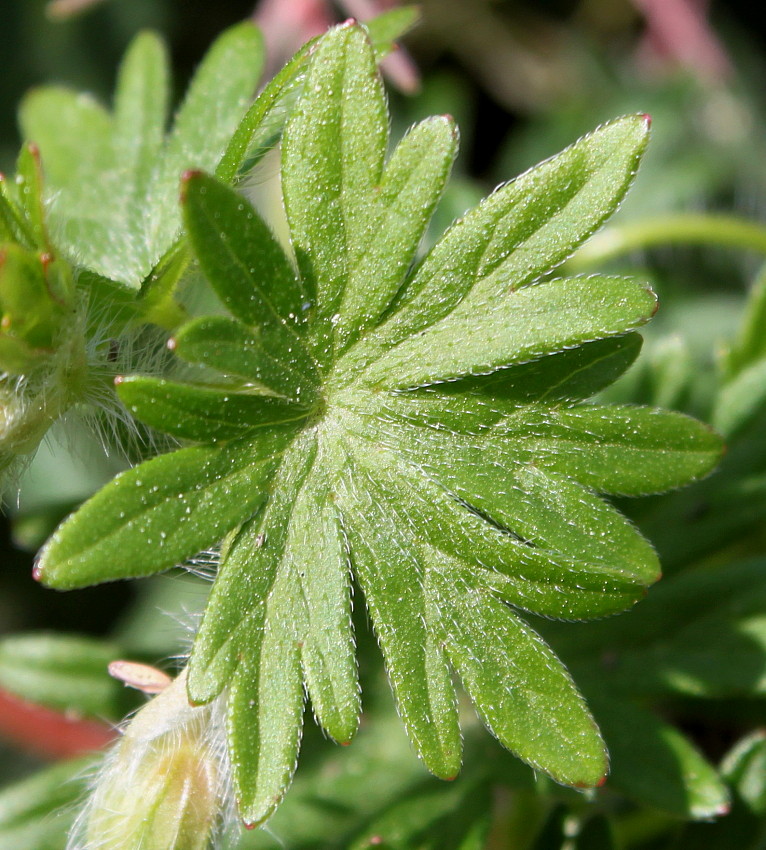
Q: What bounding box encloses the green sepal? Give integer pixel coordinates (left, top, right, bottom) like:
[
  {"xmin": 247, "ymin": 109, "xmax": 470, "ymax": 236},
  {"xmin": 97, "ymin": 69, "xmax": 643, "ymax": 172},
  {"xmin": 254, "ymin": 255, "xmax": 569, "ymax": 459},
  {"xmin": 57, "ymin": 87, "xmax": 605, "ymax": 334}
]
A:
[
  {"xmin": 116, "ymin": 375, "xmax": 311, "ymax": 442},
  {"xmin": 14, "ymin": 143, "xmax": 48, "ymax": 250},
  {"xmin": 0, "ymin": 244, "xmax": 75, "ymax": 372}
]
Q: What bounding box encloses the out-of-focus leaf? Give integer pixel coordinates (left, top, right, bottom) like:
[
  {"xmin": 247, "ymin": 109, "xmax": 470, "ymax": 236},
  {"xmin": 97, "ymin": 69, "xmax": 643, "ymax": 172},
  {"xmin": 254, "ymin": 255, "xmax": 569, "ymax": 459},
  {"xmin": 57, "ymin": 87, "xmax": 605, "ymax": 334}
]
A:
[
  {"xmin": 0, "ymin": 633, "xmax": 123, "ymax": 719},
  {"xmin": 722, "ymin": 731, "xmax": 766, "ymax": 816},
  {"xmin": 0, "ymin": 756, "xmax": 96, "ymax": 850},
  {"xmin": 20, "ymin": 24, "xmax": 264, "ymax": 289},
  {"xmin": 348, "ymin": 780, "xmax": 491, "ymax": 850},
  {"xmin": 713, "ymin": 357, "xmax": 766, "ymax": 437},
  {"xmin": 587, "ymin": 694, "xmax": 729, "ymax": 819}
]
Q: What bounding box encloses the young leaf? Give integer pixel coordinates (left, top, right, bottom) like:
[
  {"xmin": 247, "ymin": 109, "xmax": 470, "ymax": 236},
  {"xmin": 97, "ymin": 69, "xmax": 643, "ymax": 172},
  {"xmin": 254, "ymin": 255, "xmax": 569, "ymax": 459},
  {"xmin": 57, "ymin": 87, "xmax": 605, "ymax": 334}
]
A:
[
  {"xmin": 20, "ymin": 23, "xmax": 264, "ymax": 290},
  {"xmin": 39, "ymin": 22, "xmax": 723, "ymax": 826}
]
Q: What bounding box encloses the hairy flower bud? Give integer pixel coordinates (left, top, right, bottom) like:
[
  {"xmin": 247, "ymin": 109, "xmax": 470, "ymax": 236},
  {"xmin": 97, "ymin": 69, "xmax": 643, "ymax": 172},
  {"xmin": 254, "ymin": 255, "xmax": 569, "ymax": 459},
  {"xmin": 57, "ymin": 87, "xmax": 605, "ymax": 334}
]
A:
[{"xmin": 70, "ymin": 669, "xmax": 231, "ymax": 850}]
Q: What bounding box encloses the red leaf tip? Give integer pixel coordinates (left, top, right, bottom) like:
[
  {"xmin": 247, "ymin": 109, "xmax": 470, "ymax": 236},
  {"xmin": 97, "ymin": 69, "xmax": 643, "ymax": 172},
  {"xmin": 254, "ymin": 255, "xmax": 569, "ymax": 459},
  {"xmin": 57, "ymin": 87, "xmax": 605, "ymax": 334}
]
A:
[
  {"xmin": 32, "ymin": 562, "xmax": 43, "ymax": 582},
  {"xmin": 641, "ymin": 113, "xmax": 652, "ymax": 128},
  {"xmin": 113, "ymin": 375, "xmax": 124, "ymax": 386},
  {"xmin": 166, "ymin": 336, "xmax": 177, "ymax": 352}
]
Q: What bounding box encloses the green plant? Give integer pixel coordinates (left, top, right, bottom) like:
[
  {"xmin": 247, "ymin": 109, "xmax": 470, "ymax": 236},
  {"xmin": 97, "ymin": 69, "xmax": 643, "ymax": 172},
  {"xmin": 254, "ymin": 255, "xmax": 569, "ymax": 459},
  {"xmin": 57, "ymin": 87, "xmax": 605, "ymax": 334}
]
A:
[{"xmin": 3, "ymin": 11, "xmax": 761, "ymax": 850}]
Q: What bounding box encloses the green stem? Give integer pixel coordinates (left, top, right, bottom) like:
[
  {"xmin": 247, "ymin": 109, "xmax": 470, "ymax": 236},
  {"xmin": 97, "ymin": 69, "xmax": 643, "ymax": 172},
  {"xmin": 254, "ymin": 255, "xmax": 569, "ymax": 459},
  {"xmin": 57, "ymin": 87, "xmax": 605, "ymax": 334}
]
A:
[{"xmin": 567, "ymin": 214, "xmax": 766, "ymax": 272}]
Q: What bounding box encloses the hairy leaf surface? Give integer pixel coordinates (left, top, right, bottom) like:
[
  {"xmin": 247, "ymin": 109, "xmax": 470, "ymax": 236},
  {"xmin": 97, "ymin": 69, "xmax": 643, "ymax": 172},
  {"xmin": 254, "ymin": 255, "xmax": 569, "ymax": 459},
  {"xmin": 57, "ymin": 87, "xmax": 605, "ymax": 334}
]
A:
[{"xmin": 37, "ymin": 22, "xmax": 723, "ymax": 827}]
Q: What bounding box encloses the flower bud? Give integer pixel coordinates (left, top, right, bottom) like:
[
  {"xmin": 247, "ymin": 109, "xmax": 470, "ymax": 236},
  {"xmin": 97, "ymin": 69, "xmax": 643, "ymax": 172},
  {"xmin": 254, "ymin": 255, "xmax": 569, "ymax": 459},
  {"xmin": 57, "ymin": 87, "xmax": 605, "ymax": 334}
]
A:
[{"xmin": 72, "ymin": 669, "xmax": 229, "ymax": 850}]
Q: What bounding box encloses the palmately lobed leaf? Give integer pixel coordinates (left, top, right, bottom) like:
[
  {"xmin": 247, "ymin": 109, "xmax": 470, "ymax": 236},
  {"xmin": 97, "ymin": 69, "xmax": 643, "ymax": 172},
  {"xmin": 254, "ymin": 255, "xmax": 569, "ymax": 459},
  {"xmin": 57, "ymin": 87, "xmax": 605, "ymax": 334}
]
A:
[{"xmin": 37, "ymin": 20, "xmax": 725, "ymax": 828}]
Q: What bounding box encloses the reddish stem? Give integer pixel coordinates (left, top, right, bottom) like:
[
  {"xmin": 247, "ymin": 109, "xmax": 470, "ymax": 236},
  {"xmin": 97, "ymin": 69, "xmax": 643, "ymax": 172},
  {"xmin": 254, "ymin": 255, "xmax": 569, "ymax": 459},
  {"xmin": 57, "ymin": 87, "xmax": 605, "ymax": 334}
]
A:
[{"xmin": 0, "ymin": 687, "xmax": 116, "ymax": 759}]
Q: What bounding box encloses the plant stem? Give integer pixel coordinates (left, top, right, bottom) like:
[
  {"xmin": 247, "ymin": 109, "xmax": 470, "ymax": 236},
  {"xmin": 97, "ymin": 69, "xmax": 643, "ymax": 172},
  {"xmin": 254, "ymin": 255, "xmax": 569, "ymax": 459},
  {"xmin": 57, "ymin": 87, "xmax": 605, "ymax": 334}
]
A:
[{"xmin": 567, "ymin": 213, "xmax": 766, "ymax": 272}]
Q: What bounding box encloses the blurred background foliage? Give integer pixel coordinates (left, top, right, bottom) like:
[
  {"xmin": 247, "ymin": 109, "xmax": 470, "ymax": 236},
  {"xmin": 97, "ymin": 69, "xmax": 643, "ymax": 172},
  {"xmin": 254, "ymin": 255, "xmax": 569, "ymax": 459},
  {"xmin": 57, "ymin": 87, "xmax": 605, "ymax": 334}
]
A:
[{"xmin": 6, "ymin": 1, "xmax": 766, "ymax": 848}]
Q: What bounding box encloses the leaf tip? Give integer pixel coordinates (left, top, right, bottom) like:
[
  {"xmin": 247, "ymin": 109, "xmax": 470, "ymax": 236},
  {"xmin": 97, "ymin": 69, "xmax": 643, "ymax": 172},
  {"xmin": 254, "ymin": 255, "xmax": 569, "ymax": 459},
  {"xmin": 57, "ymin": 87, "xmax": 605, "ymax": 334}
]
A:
[
  {"xmin": 640, "ymin": 112, "xmax": 652, "ymax": 128},
  {"xmin": 32, "ymin": 561, "xmax": 44, "ymax": 582},
  {"xmin": 166, "ymin": 336, "xmax": 177, "ymax": 352},
  {"xmin": 341, "ymin": 17, "xmax": 358, "ymax": 27},
  {"xmin": 113, "ymin": 375, "xmax": 124, "ymax": 386},
  {"xmin": 180, "ymin": 169, "xmax": 204, "ymax": 202}
]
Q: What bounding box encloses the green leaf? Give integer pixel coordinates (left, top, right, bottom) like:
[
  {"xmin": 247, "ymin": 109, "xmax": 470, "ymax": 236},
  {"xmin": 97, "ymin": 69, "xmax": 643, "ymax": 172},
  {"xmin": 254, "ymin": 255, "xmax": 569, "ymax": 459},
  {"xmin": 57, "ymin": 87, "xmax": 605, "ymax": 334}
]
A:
[
  {"xmin": 217, "ymin": 40, "xmax": 315, "ymax": 183},
  {"xmin": 116, "ymin": 376, "xmax": 310, "ymax": 442},
  {"xmin": 430, "ymin": 567, "xmax": 607, "ymax": 787},
  {"xmin": 20, "ymin": 24, "xmax": 264, "ymax": 289},
  {"xmin": 724, "ymin": 262, "xmax": 766, "ymax": 378},
  {"xmin": 582, "ymin": 558, "xmax": 766, "ymax": 698},
  {"xmin": 359, "ymin": 274, "xmax": 656, "ymax": 389},
  {"xmin": 145, "ymin": 22, "xmax": 265, "ymax": 268},
  {"xmin": 337, "ymin": 448, "xmax": 462, "ymax": 779},
  {"xmin": 0, "ymin": 757, "xmax": 96, "ymax": 850},
  {"xmin": 41, "ymin": 22, "xmax": 721, "ymax": 828},
  {"xmin": 713, "ymin": 357, "xmax": 766, "ymax": 437},
  {"xmin": 171, "ymin": 315, "xmax": 313, "ymax": 400},
  {"xmin": 494, "ymin": 404, "xmax": 722, "ymax": 496},
  {"xmin": 587, "ymin": 694, "xmax": 729, "ymax": 819},
  {"xmin": 722, "ymin": 731, "xmax": 766, "ymax": 815},
  {"xmin": 217, "ymin": 7, "xmax": 418, "ymax": 184},
  {"xmin": 363, "ymin": 7, "xmax": 421, "ymax": 59},
  {"xmin": 334, "ymin": 115, "xmax": 458, "ymax": 354},
  {"xmin": 182, "ymin": 171, "xmax": 305, "ymax": 329},
  {"xmin": 348, "ymin": 780, "xmax": 492, "ymax": 850},
  {"xmin": 0, "ymin": 633, "xmax": 123, "ymax": 718},
  {"xmin": 429, "ymin": 334, "xmax": 643, "ymax": 406},
  {"xmin": 282, "ymin": 22, "xmax": 389, "ymax": 353},
  {"xmin": 36, "ymin": 428, "xmax": 296, "ymax": 588},
  {"xmin": 354, "ymin": 113, "xmax": 652, "ymax": 359}
]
